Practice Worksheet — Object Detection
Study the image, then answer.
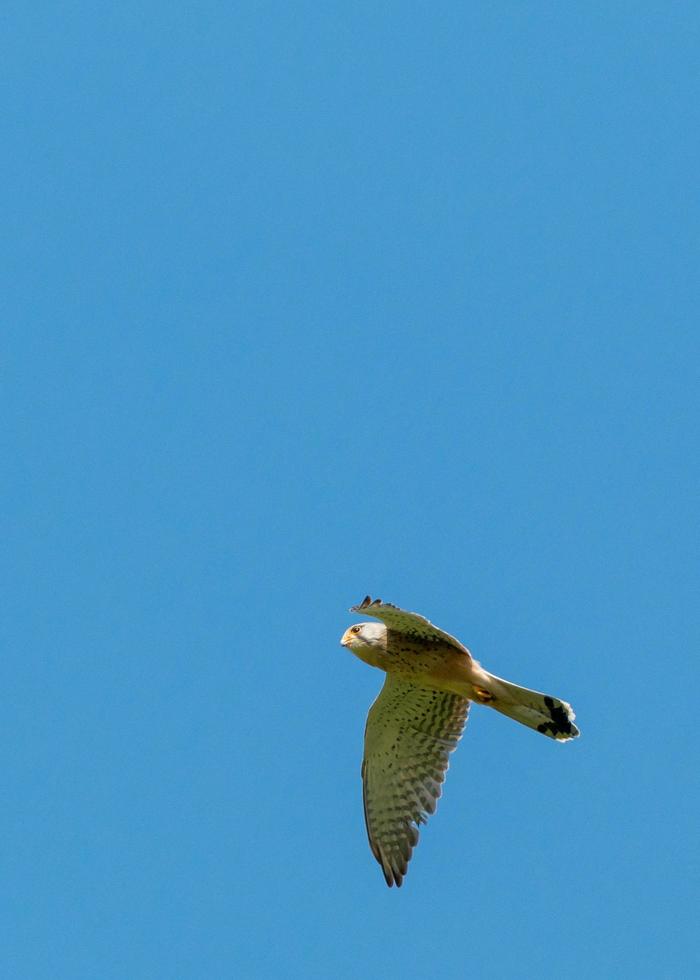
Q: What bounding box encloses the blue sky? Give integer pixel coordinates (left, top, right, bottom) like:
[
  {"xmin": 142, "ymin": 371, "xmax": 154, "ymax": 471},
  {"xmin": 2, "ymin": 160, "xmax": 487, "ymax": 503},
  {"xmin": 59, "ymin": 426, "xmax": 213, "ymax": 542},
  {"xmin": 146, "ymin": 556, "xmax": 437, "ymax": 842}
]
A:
[{"xmin": 4, "ymin": 3, "xmax": 698, "ymax": 977}]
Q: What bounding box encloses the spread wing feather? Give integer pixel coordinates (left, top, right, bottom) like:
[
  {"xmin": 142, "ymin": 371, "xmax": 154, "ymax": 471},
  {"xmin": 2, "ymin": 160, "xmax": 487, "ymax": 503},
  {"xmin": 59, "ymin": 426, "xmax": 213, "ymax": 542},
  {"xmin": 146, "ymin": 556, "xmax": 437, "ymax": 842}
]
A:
[
  {"xmin": 362, "ymin": 675, "xmax": 470, "ymax": 887},
  {"xmin": 350, "ymin": 595, "xmax": 468, "ymax": 651}
]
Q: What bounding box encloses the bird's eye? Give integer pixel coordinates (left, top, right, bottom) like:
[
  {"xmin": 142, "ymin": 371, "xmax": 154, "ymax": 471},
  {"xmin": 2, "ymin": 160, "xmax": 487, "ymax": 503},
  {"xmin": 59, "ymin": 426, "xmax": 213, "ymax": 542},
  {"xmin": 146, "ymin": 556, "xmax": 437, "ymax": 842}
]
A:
[{"xmin": 350, "ymin": 626, "xmax": 361, "ymax": 634}]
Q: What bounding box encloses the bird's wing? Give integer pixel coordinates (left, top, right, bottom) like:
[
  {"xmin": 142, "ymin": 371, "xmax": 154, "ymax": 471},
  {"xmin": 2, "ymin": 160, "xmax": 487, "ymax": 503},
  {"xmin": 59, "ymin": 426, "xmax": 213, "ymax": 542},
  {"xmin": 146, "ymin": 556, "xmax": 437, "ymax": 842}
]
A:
[
  {"xmin": 350, "ymin": 595, "xmax": 468, "ymax": 650},
  {"xmin": 362, "ymin": 674, "xmax": 470, "ymax": 887}
]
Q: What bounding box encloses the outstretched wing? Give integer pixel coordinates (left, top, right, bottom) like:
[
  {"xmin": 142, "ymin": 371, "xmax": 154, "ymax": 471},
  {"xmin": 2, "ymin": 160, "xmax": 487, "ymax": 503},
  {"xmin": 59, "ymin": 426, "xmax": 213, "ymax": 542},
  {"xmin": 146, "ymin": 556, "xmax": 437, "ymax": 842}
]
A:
[
  {"xmin": 362, "ymin": 675, "xmax": 470, "ymax": 887},
  {"xmin": 350, "ymin": 595, "xmax": 468, "ymax": 651}
]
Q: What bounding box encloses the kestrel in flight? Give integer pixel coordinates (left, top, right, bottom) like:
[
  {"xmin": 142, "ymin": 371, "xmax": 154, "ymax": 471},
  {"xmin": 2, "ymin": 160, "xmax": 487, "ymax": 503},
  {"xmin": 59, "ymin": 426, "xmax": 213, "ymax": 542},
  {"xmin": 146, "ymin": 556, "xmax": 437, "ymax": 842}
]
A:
[{"xmin": 340, "ymin": 596, "xmax": 579, "ymax": 887}]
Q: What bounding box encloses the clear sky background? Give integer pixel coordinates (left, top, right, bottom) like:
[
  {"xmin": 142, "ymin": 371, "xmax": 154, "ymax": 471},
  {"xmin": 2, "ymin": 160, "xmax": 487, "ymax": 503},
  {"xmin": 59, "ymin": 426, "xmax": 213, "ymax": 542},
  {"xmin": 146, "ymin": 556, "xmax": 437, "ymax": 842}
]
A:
[{"xmin": 4, "ymin": 3, "xmax": 698, "ymax": 978}]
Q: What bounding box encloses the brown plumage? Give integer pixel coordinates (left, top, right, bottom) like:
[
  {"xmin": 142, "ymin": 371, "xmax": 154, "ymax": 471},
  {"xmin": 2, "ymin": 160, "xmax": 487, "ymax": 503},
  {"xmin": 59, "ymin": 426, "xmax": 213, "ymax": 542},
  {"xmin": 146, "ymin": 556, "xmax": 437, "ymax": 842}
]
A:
[{"xmin": 340, "ymin": 596, "xmax": 579, "ymax": 886}]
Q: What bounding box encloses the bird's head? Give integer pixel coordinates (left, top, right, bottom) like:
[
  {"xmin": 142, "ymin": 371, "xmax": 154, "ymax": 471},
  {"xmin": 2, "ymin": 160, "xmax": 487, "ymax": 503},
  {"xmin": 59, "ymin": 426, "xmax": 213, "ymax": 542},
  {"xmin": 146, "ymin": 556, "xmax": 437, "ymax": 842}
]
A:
[{"xmin": 340, "ymin": 621, "xmax": 386, "ymax": 652}]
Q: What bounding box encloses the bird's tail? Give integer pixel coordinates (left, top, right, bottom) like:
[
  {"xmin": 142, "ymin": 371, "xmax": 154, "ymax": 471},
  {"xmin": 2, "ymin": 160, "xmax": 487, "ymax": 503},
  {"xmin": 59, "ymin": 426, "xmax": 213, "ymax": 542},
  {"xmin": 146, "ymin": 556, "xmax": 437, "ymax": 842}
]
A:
[{"xmin": 478, "ymin": 671, "xmax": 579, "ymax": 741}]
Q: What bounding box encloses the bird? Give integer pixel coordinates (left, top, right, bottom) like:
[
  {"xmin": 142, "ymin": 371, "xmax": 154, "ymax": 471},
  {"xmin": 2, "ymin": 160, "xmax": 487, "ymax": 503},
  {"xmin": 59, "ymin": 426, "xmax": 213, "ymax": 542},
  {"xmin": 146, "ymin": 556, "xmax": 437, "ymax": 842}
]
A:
[{"xmin": 340, "ymin": 596, "xmax": 579, "ymax": 887}]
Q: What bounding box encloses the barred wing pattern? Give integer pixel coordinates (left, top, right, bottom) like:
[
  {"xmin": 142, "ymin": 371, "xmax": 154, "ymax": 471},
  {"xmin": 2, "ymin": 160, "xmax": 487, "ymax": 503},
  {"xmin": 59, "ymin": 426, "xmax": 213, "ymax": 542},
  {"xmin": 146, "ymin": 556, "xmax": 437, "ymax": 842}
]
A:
[
  {"xmin": 362, "ymin": 675, "xmax": 470, "ymax": 887},
  {"xmin": 351, "ymin": 595, "xmax": 468, "ymax": 652}
]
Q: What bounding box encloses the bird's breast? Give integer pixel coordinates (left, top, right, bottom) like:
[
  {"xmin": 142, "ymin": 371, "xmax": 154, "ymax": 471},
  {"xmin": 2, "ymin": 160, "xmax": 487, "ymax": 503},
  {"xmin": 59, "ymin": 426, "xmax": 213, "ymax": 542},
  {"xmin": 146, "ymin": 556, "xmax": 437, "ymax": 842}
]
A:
[{"xmin": 350, "ymin": 644, "xmax": 388, "ymax": 671}]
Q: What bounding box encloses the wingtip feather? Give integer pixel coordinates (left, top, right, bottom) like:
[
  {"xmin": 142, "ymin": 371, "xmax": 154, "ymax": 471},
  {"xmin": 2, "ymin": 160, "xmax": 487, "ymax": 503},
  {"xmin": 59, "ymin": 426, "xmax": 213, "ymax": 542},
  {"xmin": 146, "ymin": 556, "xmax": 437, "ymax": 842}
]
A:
[{"xmin": 350, "ymin": 595, "xmax": 376, "ymax": 613}]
